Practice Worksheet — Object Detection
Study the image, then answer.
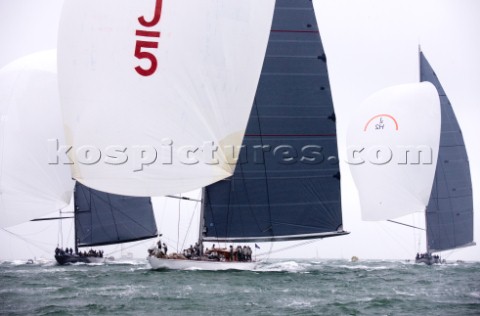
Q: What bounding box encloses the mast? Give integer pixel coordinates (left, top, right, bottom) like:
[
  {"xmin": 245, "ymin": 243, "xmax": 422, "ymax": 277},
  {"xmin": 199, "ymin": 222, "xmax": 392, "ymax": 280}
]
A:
[
  {"xmin": 59, "ymin": 209, "xmax": 64, "ymax": 249},
  {"xmin": 73, "ymin": 185, "xmax": 78, "ymax": 255},
  {"xmin": 198, "ymin": 188, "xmax": 206, "ymax": 255},
  {"xmin": 418, "ymin": 45, "xmax": 422, "ymax": 82},
  {"xmin": 419, "ymin": 45, "xmax": 430, "ymax": 254},
  {"xmin": 424, "ymin": 209, "xmax": 430, "ymax": 254}
]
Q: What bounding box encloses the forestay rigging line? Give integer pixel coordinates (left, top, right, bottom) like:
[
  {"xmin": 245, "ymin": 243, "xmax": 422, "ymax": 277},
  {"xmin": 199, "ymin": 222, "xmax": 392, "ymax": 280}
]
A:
[
  {"xmin": 180, "ymin": 199, "xmax": 199, "ymax": 253},
  {"xmin": 1, "ymin": 228, "xmax": 52, "ymax": 255}
]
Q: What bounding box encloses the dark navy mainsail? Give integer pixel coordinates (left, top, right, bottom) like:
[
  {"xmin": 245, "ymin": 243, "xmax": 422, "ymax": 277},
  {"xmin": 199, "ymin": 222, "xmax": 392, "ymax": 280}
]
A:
[
  {"xmin": 420, "ymin": 52, "xmax": 475, "ymax": 252},
  {"xmin": 75, "ymin": 182, "xmax": 158, "ymax": 247},
  {"xmin": 202, "ymin": 0, "xmax": 346, "ymax": 242}
]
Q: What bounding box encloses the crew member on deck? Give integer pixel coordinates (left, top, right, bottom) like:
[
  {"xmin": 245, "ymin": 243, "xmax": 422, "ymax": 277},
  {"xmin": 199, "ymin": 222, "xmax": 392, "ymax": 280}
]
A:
[{"xmin": 163, "ymin": 243, "xmax": 168, "ymax": 255}]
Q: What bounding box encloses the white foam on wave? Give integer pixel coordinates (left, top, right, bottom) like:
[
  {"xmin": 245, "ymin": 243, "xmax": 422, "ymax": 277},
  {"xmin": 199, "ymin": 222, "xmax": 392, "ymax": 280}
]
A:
[
  {"xmin": 85, "ymin": 284, "xmax": 147, "ymax": 298},
  {"xmin": 257, "ymin": 260, "xmax": 309, "ymax": 272},
  {"xmin": 285, "ymin": 299, "xmax": 313, "ymax": 308},
  {"xmin": 256, "ymin": 260, "xmax": 397, "ymax": 272},
  {"xmin": 393, "ymin": 289, "xmax": 416, "ymax": 297},
  {"xmin": 185, "ymin": 266, "xmax": 203, "ymax": 271},
  {"xmin": 354, "ymin": 296, "xmax": 374, "ymax": 302},
  {"xmin": 10, "ymin": 260, "xmax": 29, "ymax": 266},
  {"xmin": 109, "ymin": 259, "xmax": 145, "ymax": 266},
  {"xmin": 336, "ymin": 264, "xmax": 390, "ymax": 271},
  {"xmin": 87, "ymin": 262, "xmax": 105, "ymax": 266},
  {"xmin": 1, "ymin": 257, "xmax": 55, "ymax": 266}
]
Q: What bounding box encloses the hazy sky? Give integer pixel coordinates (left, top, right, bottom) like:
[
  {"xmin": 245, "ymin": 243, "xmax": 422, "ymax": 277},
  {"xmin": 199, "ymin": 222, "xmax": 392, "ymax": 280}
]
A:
[{"xmin": 0, "ymin": 0, "xmax": 479, "ymax": 262}]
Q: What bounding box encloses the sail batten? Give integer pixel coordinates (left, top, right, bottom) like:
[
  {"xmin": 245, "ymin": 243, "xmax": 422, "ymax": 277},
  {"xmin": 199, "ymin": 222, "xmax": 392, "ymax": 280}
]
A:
[{"xmin": 203, "ymin": 0, "xmax": 345, "ymax": 242}]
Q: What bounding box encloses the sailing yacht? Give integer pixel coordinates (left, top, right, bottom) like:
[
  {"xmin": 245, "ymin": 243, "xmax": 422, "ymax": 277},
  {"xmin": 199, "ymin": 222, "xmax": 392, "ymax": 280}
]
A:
[
  {"xmin": 53, "ymin": 182, "xmax": 158, "ymax": 265},
  {"xmin": 347, "ymin": 50, "xmax": 475, "ymax": 265},
  {"xmin": 0, "ymin": 50, "xmax": 160, "ymax": 264},
  {"xmin": 1, "ymin": 1, "xmax": 348, "ymax": 269},
  {"xmin": 147, "ymin": 0, "xmax": 349, "ymax": 270},
  {"xmin": 417, "ymin": 51, "xmax": 475, "ymax": 264}
]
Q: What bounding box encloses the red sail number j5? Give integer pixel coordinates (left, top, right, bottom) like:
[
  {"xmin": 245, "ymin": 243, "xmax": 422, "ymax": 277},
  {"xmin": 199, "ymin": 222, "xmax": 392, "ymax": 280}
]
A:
[{"xmin": 134, "ymin": 0, "xmax": 163, "ymax": 76}]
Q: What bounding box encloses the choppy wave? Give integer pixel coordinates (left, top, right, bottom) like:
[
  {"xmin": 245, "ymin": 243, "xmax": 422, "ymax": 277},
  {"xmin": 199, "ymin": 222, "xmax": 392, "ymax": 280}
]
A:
[
  {"xmin": 256, "ymin": 259, "xmax": 403, "ymax": 273},
  {"xmin": 1, "ymin": 259, "xmax": 479, "ymax": 315}
]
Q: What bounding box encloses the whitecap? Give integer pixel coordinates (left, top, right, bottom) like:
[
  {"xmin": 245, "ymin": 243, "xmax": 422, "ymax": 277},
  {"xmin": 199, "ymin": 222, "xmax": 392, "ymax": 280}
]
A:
[
  {"xmin": 10, "ymin": 260, "xmax": 29, "ymax": 266},
  {"xmin": 109, "ymin": 259, "xmax": 145, "ymax": 266},
  {"xmin": 257, "ymin": 260, "xmax": 308, "ymax": 272},
  {"xmin": 285, "ymin": 299, "xmax": 312, "ymax": 308},
  {"xmin": 393, "ymin": 289, "xmax": 416, "ymax": 297},
  {"xmin": 337, "ymin": 264, "xmax": 389, "ymax": 271},
  {"xmin": 184, "ymin": 267, "xmax": 203, "ymax": 271}
]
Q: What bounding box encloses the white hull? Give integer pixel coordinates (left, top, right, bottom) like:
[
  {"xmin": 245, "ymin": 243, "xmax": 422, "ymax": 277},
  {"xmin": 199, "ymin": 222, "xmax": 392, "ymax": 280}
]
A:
[{"xmin": 147, "ymin": 256, "xmax": 257, "ymax": 271}]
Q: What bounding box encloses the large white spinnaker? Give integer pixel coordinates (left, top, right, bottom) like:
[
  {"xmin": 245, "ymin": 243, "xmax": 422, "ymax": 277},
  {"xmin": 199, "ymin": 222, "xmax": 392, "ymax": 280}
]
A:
[
  {"xmin": 57, "ymin": 0, "xmax": 275, "ymax": 197},
  {"xmin": 0, "ymin": 51, "xmax": 74, "ymax": 228},
  {"xmin": 346, "ymin": 82, "xmax": 441, "ymax": 221}
]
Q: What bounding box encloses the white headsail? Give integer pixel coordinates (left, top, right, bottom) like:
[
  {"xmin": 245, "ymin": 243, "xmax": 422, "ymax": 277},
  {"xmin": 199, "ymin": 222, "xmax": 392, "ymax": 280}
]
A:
[
  {"xmin": 0, "ymin": 51, "xmax": 74, "ymax": 228},
  {"xmin": 57, "ymin": 0, "xmax": 275, "ymax": 196},
  {"xmin": 346, "ymin": 82, "xmax": 441, "ymax": 221}
]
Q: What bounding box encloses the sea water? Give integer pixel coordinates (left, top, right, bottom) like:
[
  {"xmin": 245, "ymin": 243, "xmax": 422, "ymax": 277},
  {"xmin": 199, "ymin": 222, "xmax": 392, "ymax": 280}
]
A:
[{"xmin": 1, "ymin": 259, "xmax": 479, "ymax": 315}]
